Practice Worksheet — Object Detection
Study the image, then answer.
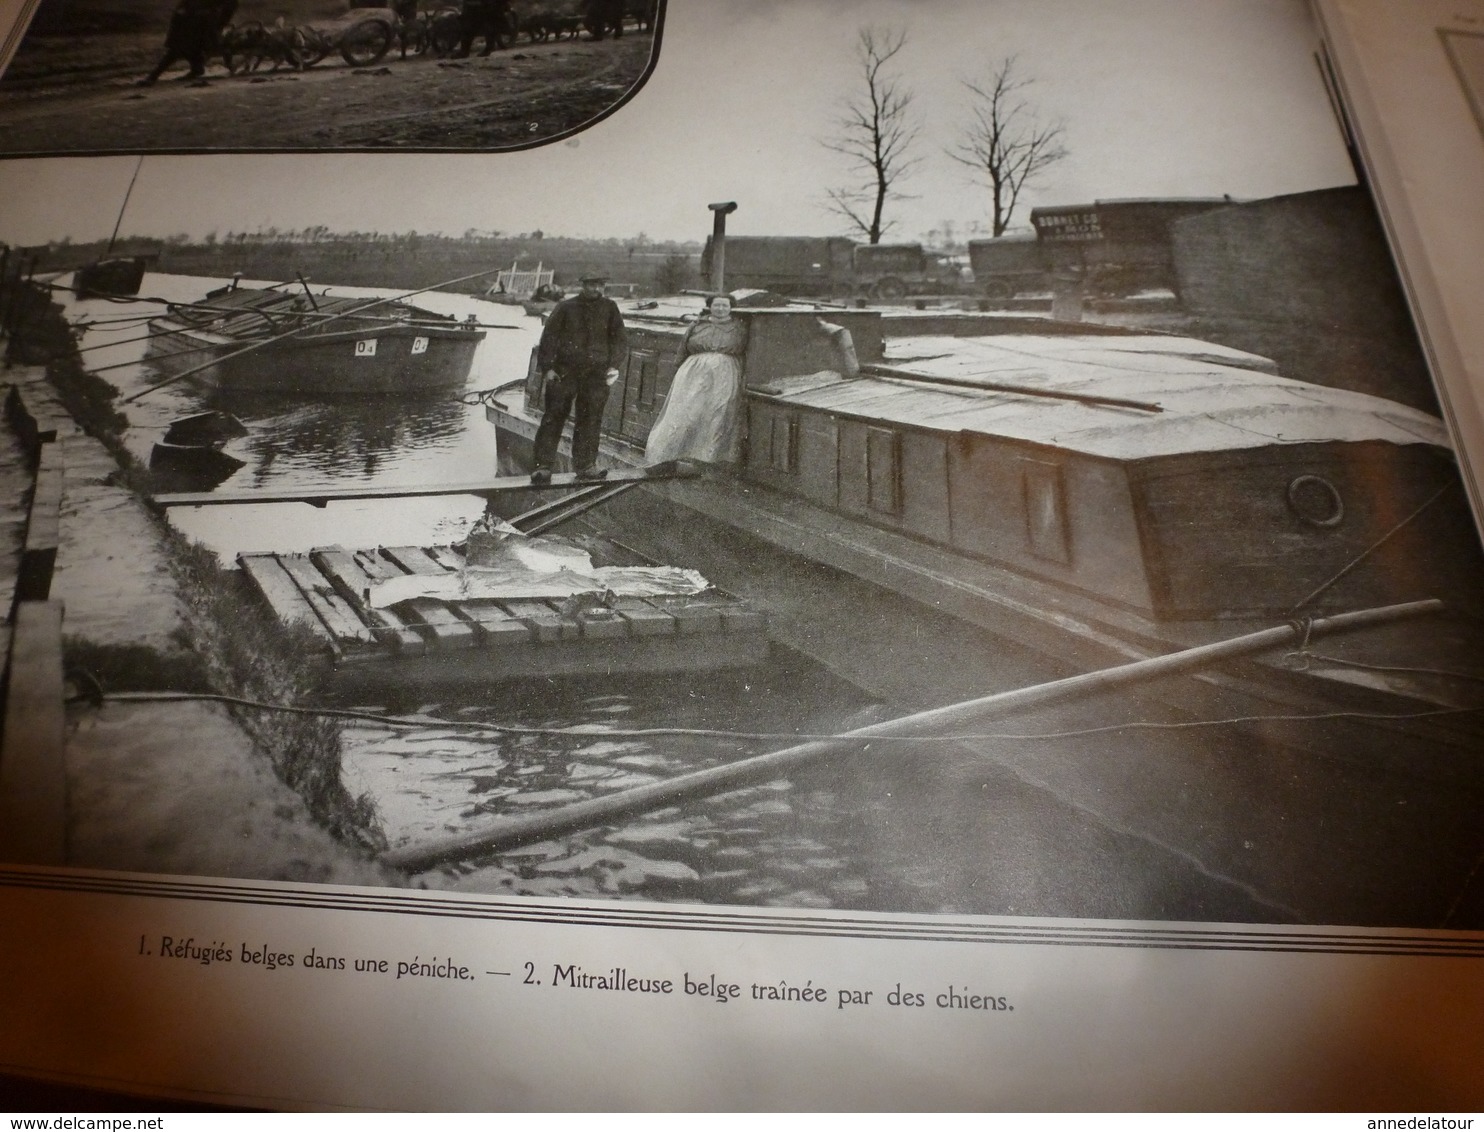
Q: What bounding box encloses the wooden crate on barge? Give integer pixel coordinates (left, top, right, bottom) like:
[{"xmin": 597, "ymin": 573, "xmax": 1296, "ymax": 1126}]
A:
[{"xmin": 237, "ymin": 541, "xmax": 770, "ymax": 690}]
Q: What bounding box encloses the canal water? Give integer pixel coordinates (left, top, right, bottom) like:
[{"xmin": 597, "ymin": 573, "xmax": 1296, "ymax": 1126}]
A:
[
  {"xmin": 61, "ymin": 273, "xmax": 996, "ymax": 914},
  {"xmin": 61, "ymin": 273, "xmax": 1484, "ymax": 929}
]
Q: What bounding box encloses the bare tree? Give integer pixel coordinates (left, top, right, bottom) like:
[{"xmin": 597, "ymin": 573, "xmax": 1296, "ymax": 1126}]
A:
[
  {"xmin": 820, "ymin": 25, "xmax": 920, "ymax": 245},
  {"xmin": 948, "ymin": 57, "xmax": 1068, "ymax": 237}
]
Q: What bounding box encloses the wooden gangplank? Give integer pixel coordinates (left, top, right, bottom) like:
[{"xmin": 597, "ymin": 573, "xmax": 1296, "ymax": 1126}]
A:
[
  {"xmin": 153, "ymin": 464, "xmax": 698, "ymax": 510},
  {"xmin": 237, "ymin": 539, "xmax": 768, "ymax": 689}
]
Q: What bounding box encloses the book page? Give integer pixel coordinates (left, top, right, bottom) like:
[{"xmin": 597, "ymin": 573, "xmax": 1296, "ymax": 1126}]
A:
[{"xmin": 1, "ymin": 0, "xmax": 1482, "ymax": 1111}]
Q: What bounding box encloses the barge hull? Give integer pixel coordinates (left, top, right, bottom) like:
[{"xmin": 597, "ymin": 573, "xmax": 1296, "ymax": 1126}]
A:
[
  {"xmin": 494, "ymin": 418, "xmax": 1484, "ymax": 926},
  {"xmin": 145, "ymin": 325, "xmax": 482, "ymax": 395},
  {"xmin": 493, "ymin": 406, "xmax": 1484, "ymax": 763}
]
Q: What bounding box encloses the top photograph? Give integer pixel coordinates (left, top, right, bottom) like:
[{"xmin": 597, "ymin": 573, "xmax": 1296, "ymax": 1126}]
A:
[{"xmin": 0, "ymin": 0, "xmax": 664, "ymax": 153}]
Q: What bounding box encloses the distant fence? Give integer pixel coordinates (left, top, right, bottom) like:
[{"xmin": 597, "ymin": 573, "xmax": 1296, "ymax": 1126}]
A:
[{"xmin": 488, "ymin": 262, "xmax": 555, "ymax": 298}]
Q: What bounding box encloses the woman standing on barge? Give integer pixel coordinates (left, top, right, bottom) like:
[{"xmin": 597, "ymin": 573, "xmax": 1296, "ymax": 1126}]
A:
[{"xmin": 645, "ymin": 294, "xmax": 749, "ymax": 465}]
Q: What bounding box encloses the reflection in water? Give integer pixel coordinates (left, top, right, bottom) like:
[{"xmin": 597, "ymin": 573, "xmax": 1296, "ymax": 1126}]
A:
[
  {"xmin": 201, "ymin": 391, "xmax": 475, "ymax": 485},
  {"xmin": 340, "ymin": 663, "xmax": 909, "ymax": 911},
  {"xmin": 146, "ymin": 443, "xmax": 246, "ymax": 495}
]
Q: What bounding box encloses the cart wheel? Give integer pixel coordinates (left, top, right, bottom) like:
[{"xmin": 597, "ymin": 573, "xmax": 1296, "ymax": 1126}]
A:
[
  {"xmin": 340, "ymin": 19, "xmax": 392, "ymax": 66},
  {"xmin": 981, "ymin": 279, "xmax": 1013, "ymax": 301},
  {"xmin": 300, "ymin": 31, "xmax": 332, "ymax": 67}
]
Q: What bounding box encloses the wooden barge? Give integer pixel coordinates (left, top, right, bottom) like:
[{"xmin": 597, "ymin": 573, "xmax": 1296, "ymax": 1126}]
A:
[
  {"xmin": 144, "ymin": 281, "xmax": 485, "ymax": 395},
  {"xmin": 235, "ymin": 534, "xmax": 769, "ymax": 691},
  {"xmin": 488, "ymin": 300, "xmax": 1484, "ymax": 752},
  {"xmin": 72, "ymin": 256, "xmax": 148, "ymax": 300}
]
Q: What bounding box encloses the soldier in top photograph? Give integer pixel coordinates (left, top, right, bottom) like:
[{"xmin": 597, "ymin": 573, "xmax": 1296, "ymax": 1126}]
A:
[
  {"xmin": 139, "ymin": 0, "xmax": 237, "ymax": 84},
  {"xmin": 454, "ymin": 0, "xmax": 512, "ymax": 57}
]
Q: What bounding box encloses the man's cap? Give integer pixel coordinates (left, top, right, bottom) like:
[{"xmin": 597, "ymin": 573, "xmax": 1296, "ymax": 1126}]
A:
[{"xmin": 578, "ymin": 269, "xmax": 608, "ymax": 283}]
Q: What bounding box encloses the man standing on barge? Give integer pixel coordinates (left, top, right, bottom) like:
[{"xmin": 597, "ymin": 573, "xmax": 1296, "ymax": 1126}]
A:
[{"xmin": 530, "ymin": 270, "xmax": 627, "ymax": 484}]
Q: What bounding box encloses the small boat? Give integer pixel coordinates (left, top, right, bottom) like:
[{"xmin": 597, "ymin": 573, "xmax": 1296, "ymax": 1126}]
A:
[
  {"xmin": 144, "ymin": 280, "xmax": 485, "ymax": 395},
  {"xmin": 161, "ymin": 409, "xmax": 248, "ymax": 446},
  {"xmin": 148, "ymin": 410, "xmax": 248, "ymax": 490},
  {"xmin": 73, "ymin": 256, "xmax": 149, "ymax": 300},
  {"xmin": 73, "ymin": 158, "xmax": 150, "ymax": 300}
]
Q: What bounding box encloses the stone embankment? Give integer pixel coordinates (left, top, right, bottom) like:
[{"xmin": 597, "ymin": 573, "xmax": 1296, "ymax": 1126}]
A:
[{"xmin": 1, "ymin": 295, "xmax": 399, "ymax": 887}]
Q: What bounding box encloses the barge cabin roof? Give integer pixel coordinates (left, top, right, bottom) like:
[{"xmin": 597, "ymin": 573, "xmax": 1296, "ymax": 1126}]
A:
[{"xmin": 754, "ymin": 333, "xmax": 1451, "ymax": 461}]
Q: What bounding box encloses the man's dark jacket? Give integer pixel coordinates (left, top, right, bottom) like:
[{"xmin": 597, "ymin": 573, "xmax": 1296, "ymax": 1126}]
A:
[{"xmin": 536, "ymin": 293, "xmax": 628, "ymax": 377}]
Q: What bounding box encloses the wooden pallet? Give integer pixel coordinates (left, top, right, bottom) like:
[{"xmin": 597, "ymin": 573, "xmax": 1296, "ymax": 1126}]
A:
[{"xmin": 237, "ymin": 539, "xmax": 769, "ymax": 689}]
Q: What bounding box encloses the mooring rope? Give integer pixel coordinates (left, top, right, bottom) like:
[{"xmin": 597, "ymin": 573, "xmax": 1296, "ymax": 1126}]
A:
[
  {"xmin": 1292, "ymin": 653, "xmax": 1484, "ymax": 684},
  {"xmin": 84, "ymin": 689, "xmax": 1483, "ymax": 745},
  {"xmin": 1287, "ymin": 481, "xmax": 1456, "ymax": 614},
  {"xmin": 457, "ymin": 378, "xmax": 527, "ymax": 407}
]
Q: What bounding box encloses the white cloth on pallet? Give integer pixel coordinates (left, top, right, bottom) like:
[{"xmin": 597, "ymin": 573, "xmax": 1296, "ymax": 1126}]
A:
[{"xmin": 365, "ymin": 520, "xmax": 708, "ymax": 608}]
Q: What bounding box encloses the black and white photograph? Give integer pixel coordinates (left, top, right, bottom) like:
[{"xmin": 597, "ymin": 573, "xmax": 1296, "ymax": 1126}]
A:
[
  {"xmin": 0, "ymin": 0, "xmax": 663, "ymax": 153},
  {"xmin": 2, "ymin": 0, "xmax": 1483, "ymax": 1111}
]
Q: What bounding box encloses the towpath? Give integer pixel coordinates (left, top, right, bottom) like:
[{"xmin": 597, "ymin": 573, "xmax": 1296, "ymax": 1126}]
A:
[{"xmin": 0, "ymin": 351, "xmax": 397, "ymax": 886}]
